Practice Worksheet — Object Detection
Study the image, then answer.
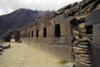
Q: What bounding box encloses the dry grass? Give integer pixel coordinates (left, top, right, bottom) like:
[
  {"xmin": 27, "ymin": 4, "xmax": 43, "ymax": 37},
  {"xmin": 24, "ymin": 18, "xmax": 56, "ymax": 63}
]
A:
[{"xmin": 58, "ymin": 60, "xmax": 69, "ymax": 64}]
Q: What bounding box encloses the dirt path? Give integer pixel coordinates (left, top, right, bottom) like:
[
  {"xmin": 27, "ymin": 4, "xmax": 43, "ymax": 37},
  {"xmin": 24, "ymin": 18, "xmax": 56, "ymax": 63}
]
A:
[{"xmin": 0, "ymin": 42, "xmax": 63, "ymax": 67}]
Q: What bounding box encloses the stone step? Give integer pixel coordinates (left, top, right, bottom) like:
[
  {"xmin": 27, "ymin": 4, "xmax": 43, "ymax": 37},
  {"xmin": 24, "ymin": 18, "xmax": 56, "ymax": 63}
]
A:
[
  {"xmin": 75, "ymin": 55, "xmax": 90, "ymax": 61},
  {"xmin": 73, "ymin": 48, "xmax": 89, "ymax": 52},
  {"xmin": 73, "ymin": 47, "xmax": 83, "ymax": 50},
  {"xmin": 77, "ymin": 45, "xmax": 89, "ymax": 48},
  {"xmin": 75, "ymin": 54, "xmax": 90, "ymax": 59},
  {"xmin": 74, "ymin": 50, "xmax": 88, "ymax": 54},
  {"xmin": 79, "ymin": 42, "xmax": 89, "ymax": 45},
  {"xmin": 79, "ymin": 54, "xmax": 90, "ymax": 58},
  {"xmin": 75, "ymin": 61, "xmax": 93, "ymax": 67},
  {"xmin": 78, "ymin": 39, "xmax": 89, "ymax": 42},
  {"xmin": 80, "ymin": 60, "xmax": 91, "ymax": 64},
  {"xmin": 79, "ymin": 57, "xmax": 91, "ymax": 61}
]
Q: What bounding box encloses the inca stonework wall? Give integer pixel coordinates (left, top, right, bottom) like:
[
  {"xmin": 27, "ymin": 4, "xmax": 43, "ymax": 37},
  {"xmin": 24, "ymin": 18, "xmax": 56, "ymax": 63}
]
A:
[{"xmin": 19, "ymin": 0, "xmax": 100, "ymax": 67}]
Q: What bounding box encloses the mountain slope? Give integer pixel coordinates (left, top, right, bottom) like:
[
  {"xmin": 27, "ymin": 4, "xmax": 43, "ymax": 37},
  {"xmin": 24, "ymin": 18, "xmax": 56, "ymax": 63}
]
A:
[{"xmin": 0, "ymin": 8, "xmax": 50, "ymax": 38}]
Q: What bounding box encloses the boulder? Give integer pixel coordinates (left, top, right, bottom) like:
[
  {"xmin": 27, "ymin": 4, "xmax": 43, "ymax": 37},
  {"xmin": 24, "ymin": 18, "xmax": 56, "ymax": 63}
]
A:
[{"xmin": 2, "ymin": 43, "xmax": 10, "ymax": 49}]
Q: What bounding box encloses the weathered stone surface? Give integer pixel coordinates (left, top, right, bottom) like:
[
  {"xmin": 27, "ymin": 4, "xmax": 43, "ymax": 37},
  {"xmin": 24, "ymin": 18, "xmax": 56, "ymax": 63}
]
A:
[
  {"xmin": 78, "ymin": 23, "xmax": 86, "ymax": 33},
  {"xmin": 71, "ymin": 2, "xmax": 78, "ymax": 7},
  {"xmin": 73, "ymin": 47, "xmax": 83, "ymax": 50},
  {"xmin": 64, "ymin": 5, "xmax": 80, "ymax": 16},
  {"xmin": 85, "ymin": 9, "xmax": 100, "ymax": 26},
  {"xmin": 95, "ymin": 4, "xmax": 100, "ymax": 9},
  {"xmin": 62, "ymin": 63, "xmax": 74, "ymax": 67},
  {"xmin": 56, "ymin": 8, "xmax": 65, "ymax": 14},
  {"xmin": 63, "ymin": 4, "xmax": 71, "ymax": 9},
  {"xmin": 73, "ymin": 30, "xmax": 80, "ymax": 36},
  {"xmin": 53, "ymin": 14, "xmax": 64, "ymax": 24},
  {"xmin": 90, "ymin": 43, "xmax": 100, "ymax": 67},
  {"xmin": 75, "ymin": 61, "xmax": 93, "ymax": 67},
  {"xmin": 48, "ymin": 12, "xmax": 58, "ymax": 20},
  {"xmin": 2, "ymin": 43, "xmax": 10, "ymax": 49},
  {"xmin": 78, "ymin": 17, "xmax": 85, "ymax": 23},
  {"xmin": 79, "ymin": 57, "xmax": 90, "ymax": 61},
  {"xmin": 86, "ymin": 34, "xmax": 93, "ymax": 40},
  {"xmin": 80, "ymin": 59, "xmax": 91, "ymax": 64},
  {"xmin": 73, "ymin": 41, "xmax": 78, "ymax": 45},
  {"xmin": 93, "ymin": 24, "xmax": 100, "ymax": 45}
]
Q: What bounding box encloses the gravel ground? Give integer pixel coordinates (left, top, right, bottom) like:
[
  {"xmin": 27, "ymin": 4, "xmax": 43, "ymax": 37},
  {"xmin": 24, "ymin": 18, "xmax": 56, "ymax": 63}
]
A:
[{"xmin": 0, "ymin": 42, "xmax": 63, "ymax": 67}]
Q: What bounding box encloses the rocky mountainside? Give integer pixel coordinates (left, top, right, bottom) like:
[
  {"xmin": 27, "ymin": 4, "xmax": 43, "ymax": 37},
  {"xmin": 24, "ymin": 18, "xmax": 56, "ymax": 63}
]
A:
[
  {"xmin": 56, "ymin": 0, "xmax": 100, "ymax": 17},
  {"xmin": 0, "ymin": 8, "xmax": 50, "ymax": 38}
]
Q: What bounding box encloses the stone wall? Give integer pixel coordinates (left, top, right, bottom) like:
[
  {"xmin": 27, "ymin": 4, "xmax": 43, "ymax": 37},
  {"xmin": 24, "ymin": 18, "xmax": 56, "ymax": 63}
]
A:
[{"xmin": 19, "ymin": 0, "xmax": 100, "ymax": 66}]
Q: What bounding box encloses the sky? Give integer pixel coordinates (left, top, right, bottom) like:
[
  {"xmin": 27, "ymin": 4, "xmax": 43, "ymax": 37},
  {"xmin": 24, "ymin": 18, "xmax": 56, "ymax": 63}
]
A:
[{"xmin": 0, "ymin": 0, "xmax": 82, "ymax": 15}]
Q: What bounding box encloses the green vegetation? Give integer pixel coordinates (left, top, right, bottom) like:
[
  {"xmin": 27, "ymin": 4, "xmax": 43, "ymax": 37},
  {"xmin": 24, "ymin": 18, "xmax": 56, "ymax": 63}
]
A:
[{"xmin": 58, "ymin": 60, "xmax": 69, "ymax": 64}]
